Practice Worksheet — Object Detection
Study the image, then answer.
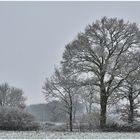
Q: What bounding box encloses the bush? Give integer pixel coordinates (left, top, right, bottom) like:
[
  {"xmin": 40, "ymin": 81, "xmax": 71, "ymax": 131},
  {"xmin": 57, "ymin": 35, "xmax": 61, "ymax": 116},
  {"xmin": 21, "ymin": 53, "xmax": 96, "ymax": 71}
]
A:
[
  {"xmin": 104, "ymin": 122, "xmax": 140, "ymax": 132},
  {"xmin": 0, "ymin": 107, "xmax": 40, "ymax": 131}
]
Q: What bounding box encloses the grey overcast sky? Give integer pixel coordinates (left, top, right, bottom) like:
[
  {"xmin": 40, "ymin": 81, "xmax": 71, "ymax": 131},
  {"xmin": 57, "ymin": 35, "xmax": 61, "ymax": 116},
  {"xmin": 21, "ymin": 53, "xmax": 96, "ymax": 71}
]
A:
[{"xmin": 0, "ymin": 1, "xmax": 140, "ymax": 105}]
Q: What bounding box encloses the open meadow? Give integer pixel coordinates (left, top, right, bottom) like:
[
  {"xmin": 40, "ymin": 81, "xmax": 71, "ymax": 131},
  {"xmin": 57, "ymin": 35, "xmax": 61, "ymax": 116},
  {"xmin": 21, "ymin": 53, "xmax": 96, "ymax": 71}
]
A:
[{"xmin": 0, "ymin": 131, "xmax": 140, "ymax": 139}]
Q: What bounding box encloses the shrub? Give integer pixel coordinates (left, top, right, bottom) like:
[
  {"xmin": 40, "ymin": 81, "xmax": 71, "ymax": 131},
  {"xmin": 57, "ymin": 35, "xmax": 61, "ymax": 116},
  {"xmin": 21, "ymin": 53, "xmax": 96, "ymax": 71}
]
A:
[
  {"xmin": 104, "ymin": 122, "xmax": 140, "ymax": 132},
  {"xmin": 0, "ymin": 107, "xmax": 40, "ymax": 131}
]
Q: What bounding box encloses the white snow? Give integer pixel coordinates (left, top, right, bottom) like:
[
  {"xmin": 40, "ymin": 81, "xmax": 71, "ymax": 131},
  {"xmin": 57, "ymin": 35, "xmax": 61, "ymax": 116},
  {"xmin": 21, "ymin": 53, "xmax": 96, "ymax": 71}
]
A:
[{"xmin": 0, "ymin": 131, "xmax": 140, "ymax": 139}]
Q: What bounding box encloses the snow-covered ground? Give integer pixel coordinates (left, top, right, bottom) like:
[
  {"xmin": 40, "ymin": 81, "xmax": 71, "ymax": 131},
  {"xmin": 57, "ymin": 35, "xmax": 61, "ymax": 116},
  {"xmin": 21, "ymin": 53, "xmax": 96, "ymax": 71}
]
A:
[{"xmin": 0, "ymin": 131, "xmax": 140, "ymax": 139}]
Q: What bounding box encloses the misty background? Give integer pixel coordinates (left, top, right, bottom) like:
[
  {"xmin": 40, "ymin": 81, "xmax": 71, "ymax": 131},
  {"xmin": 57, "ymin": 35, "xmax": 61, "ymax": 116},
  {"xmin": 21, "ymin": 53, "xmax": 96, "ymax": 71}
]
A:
[{"xmin": 0, "ymin": 1, "xmax": 140, "ymax": 105}]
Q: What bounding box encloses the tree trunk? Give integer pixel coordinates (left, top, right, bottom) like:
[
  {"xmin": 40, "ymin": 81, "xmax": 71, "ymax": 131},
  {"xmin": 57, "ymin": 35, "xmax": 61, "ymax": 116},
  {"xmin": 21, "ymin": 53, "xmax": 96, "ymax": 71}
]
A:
[
  {"xmin": 129, "ymin": 102, "xmax": 134, "ymax": 124},
  {"xmin": 88, "ymin": 92, "xmax": 92, "ymax": 130},
  {"xmin": 68, "ymin": 90, "xmax": 73, "ymax": 132},
  {"xmin": 69, "ymin": 106, "xmax": 73, "ymax": 132},
  {"xmin": 99, "ymin": 66, "xmax": 108, "ymax": 129},
  {"xmin": 129, "ymin": 91, "xmax": 134, "ymax": 124},
  {"xmin": 100, "ymin": 89, "xmax": 107, "ymax": 129}
]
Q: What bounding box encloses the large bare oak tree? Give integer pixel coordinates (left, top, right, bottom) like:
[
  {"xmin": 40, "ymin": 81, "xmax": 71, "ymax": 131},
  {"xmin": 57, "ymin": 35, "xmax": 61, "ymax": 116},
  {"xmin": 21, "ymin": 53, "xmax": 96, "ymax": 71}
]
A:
[{"xmin": 62, "ymin": 17, "xmax": 140, "ymax": 129}]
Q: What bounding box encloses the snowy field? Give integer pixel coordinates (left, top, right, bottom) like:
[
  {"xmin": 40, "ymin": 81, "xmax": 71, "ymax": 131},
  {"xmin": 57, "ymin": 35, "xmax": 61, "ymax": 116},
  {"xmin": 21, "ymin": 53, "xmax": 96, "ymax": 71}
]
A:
[{"xmin": 0, "ymin": 131, "xmax": 140, "ymax": 139}]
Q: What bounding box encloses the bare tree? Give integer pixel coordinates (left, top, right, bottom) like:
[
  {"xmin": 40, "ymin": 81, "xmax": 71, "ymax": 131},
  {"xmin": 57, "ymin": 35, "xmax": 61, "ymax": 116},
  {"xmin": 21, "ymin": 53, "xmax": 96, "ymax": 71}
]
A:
[
  {"xmin": 118, "ymin": 56, "xmax": 140, "ymax": 124},
  {"xmin": 43, "ymin": 67, "xmax": 79, "ymax": 131},
  {"xmin": 62, "ymin": 17, "xmax": 140, "ymax": 129},
  {"xmin": 0, "ymin": 83, "xmax": 26, "ymax": 109},
  {"xmin": 0, "ymin": 83, "xmax": 10, "ymax": 106},
  {"xmin": 8, "ymin": 87, "xmax": 26, "ymax": 109}
]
